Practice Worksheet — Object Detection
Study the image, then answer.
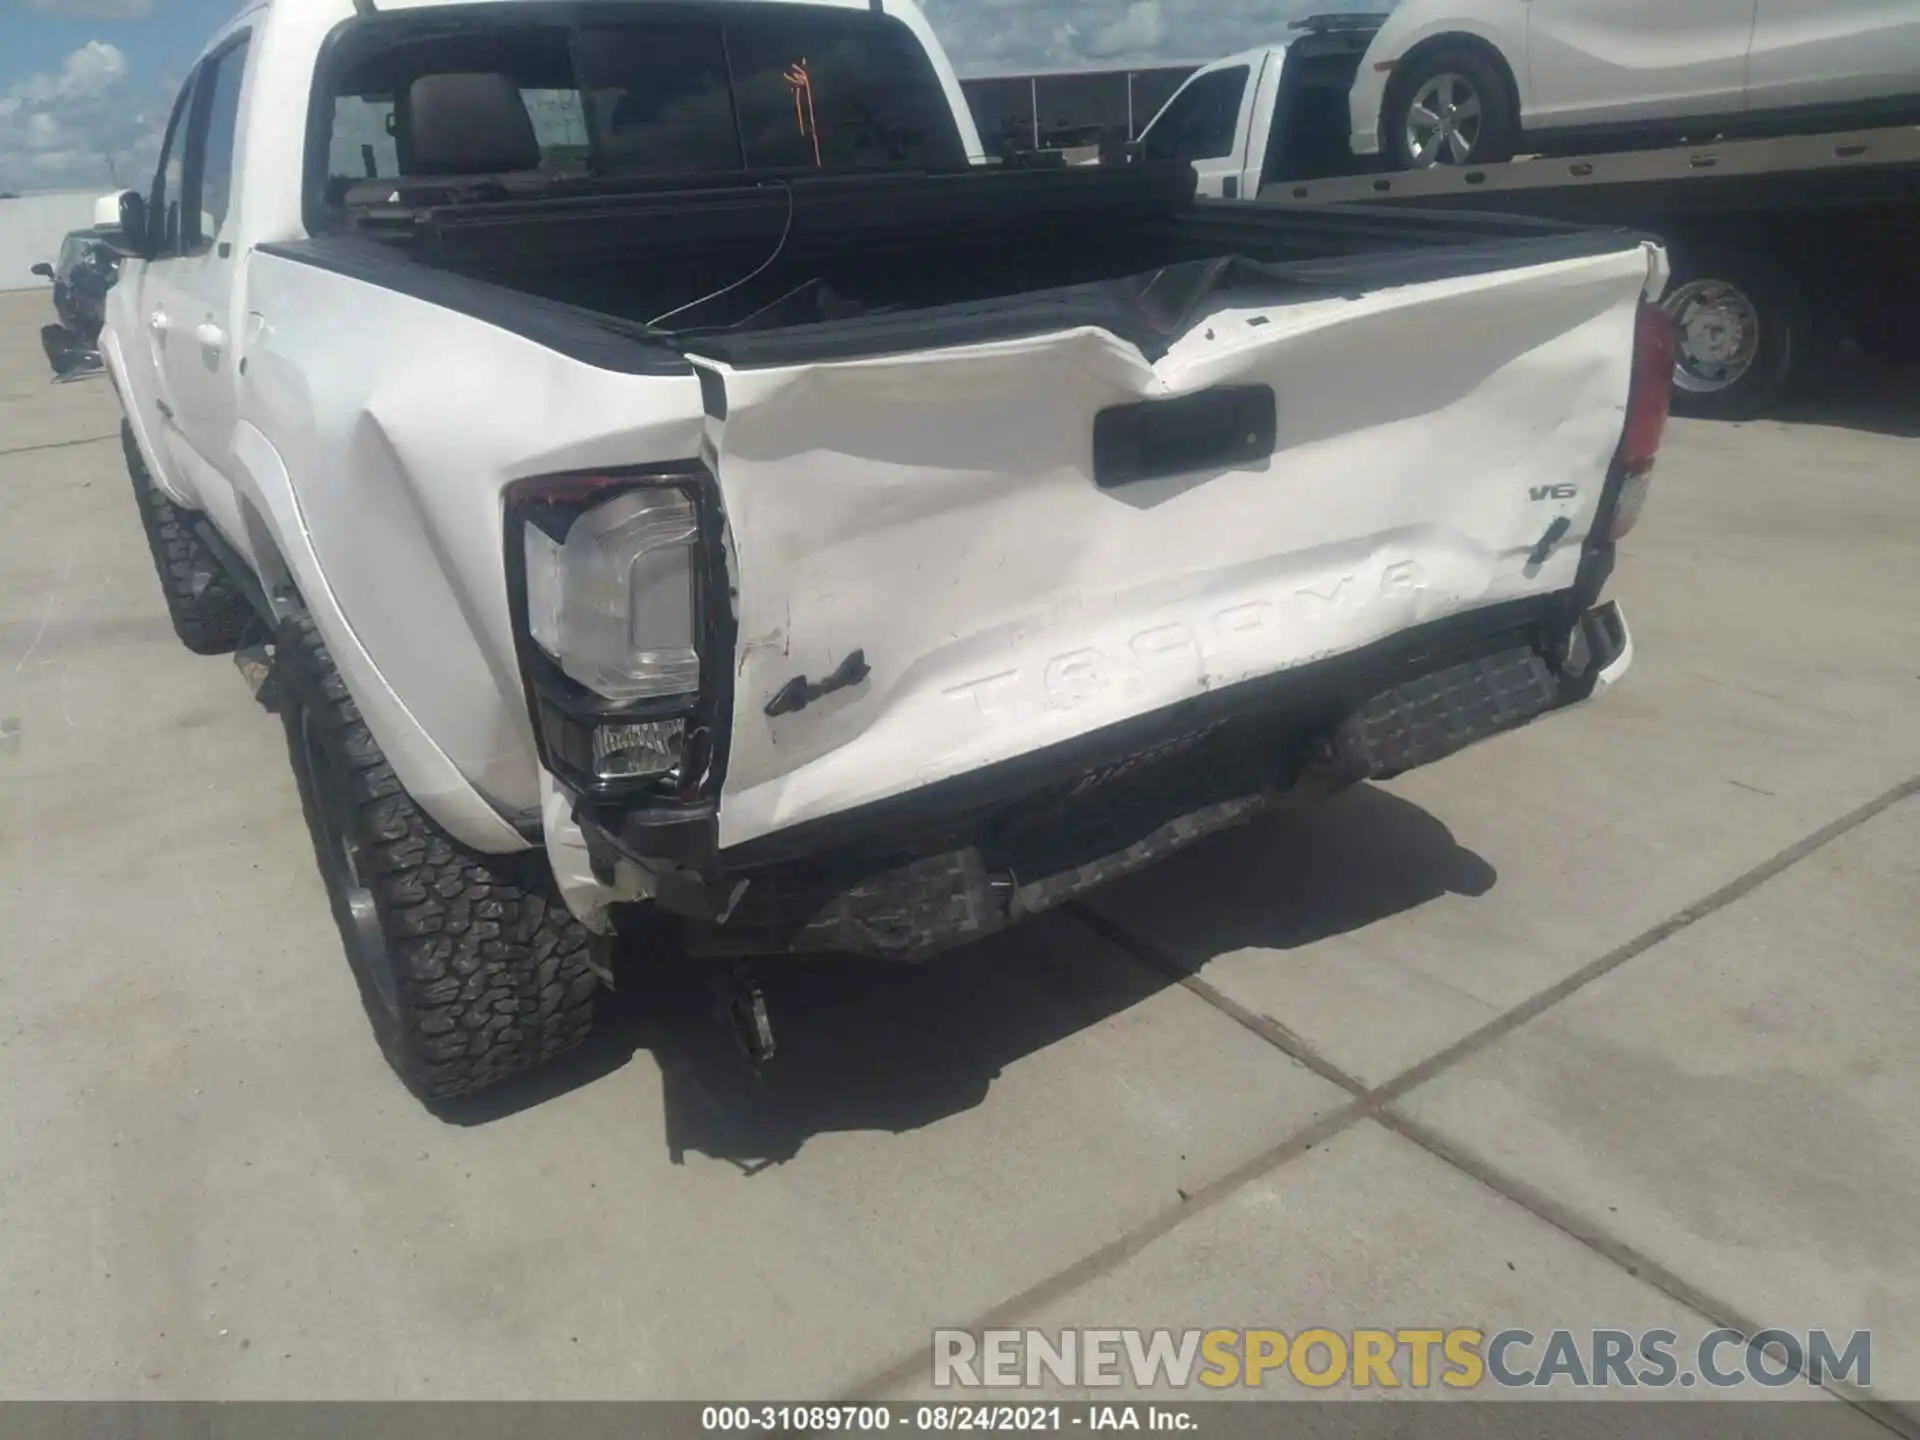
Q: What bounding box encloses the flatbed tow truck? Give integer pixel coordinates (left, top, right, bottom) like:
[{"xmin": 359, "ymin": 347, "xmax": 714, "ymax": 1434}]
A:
[{"xmin": 1138, "ymin": 16, "xmax": 1920, "ymax": 418}]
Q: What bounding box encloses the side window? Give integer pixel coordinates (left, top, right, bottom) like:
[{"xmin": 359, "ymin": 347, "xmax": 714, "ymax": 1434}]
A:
[
  {"xmin": 1140, "ymin": 66, "xmax": 1249, "ymax": 163},
  {"xmin": 184, "ymin": 36, "xmax": 250, "ymax": 253},
  {"xmin": 325, "ymin": 88, "xmax": 589, "ymax": 182},
  {"xmin": 329, "ymin": 95, "xmax": 399, "ymax": 180},
  {"xmin": 323, "ymin": 29, "xmax": 591, "ymax": 189},
  {"xmin": 521, "ymin": 88, "xmax": 591, "ymax": 172},
  {"xmin": 148, "ymin": 71, "xmax": 197, "ymax": 256}
]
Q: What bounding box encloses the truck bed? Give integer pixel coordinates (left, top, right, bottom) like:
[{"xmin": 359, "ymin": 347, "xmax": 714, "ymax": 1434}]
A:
[{"xmin": 275, "ymin": 161, "xmax": 1652, "ymax": 367}]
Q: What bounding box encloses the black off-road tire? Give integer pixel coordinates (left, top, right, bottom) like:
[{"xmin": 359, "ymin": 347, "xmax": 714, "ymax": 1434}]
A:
[
  {"xmin": 275, "ymin": 608, "xmax": 600, "ymax": 1101},
  {"xmin": 121, "ymin": 421, "xmax": 253, "ymax": 655}
]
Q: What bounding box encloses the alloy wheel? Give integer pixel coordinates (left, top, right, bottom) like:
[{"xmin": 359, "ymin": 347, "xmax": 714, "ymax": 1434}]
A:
[{"xmin": 1405, "ymin": 73, "xmax": 1485, "ymax": 167}]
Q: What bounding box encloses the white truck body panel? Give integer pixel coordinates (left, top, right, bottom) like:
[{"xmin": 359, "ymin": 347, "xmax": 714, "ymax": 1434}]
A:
[
  {"xmin": 694, "ymin": 244, "xmax": 1660, "ymax": 850},
  {"xmin": 241, "ymin": 250, "xmax": 709, "ymax": 831}
]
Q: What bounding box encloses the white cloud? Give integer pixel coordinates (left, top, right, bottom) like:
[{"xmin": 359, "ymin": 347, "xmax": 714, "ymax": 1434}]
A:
[
  {"xmin": 0, "ymin": 41, "xmax": 164, "ymax": 193},
  {"xmin": 926, "ymin": 0, "xmax": 1395, "ymax": 74},
  {"xmin": 1086, "ymin": 1, "xmax": 1165, "ymax": 59},
  {"xmin": 28, "ymin": 0, "xmax": 156, "ymax": 20}
]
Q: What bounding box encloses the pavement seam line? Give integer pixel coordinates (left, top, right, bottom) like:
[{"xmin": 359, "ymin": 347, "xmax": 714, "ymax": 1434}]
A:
[
  {"xmin": 1070, "ymin": 901, "xmax": 1371, "ymax": 1100},
  {"xmin": 0, "ymin": 431, "xmax": 120, "ymax": 460},
  {"xmin": 1079, "ymin": 820, "xmax": 1920, "ymax": 1433},
  {"xmin": 843, "ymin": 776, "xmax": 1918, "ymax": 1404},
  {"xmin": 1369, "ymin": 773, "xmax": 1920, "ymax": 1109},
  {"xmin": 838, "ymin": 1096, "xmax": 1374, "ymax": 1402},
  {"xmin": 1081, "ymin": 777, "xmax": 1920, "ymax": 1428},
  {"xmin": 1379, "ymin": 1110, "xmax": 1919, "ymax": 1437}
]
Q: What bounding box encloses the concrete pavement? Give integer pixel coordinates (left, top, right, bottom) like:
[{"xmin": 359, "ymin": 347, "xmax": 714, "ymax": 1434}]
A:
[{"xmin": 0, "ymin": 288, "xmax": 1915, "ymax": 1418}]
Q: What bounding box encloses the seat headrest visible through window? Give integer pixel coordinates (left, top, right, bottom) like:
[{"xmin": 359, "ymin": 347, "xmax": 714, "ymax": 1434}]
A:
[{"xmin": 396, "ymin": 72, "xmax": 541, "ymax": 175}]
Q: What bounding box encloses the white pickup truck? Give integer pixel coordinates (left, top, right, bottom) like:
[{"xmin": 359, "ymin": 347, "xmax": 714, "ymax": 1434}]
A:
[{"xmin": 99, "ymin": 0, "xmax": 1671, "ymax": 1103}]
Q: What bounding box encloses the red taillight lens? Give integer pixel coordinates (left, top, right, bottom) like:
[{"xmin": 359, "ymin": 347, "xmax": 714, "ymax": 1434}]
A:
[
  {"xmin": 1618, "ymin": 301, "xmax": 1675, "ymax": 474},
  {"xmin": 1606, "ymin": 302, "xmax": 1675, "ymax": 542}
]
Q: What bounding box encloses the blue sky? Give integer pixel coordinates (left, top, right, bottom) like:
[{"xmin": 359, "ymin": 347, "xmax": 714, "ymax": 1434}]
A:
[{"xmin": 2, "ymin": 0, "xmax": 1387, "ymax": 193}]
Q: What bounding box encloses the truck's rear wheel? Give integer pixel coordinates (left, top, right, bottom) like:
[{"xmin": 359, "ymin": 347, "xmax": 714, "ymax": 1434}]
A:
[
  {"xmin": 275, "ymin": 609, "xmax": 600, "ymax": 1101},
  {"xmin": 122, "ymin": 421, "xmax": 253, "ymax": 655},
  {"xmin": 1661, "ymin": 252, "xmax": 1806, "ymax": 420}
]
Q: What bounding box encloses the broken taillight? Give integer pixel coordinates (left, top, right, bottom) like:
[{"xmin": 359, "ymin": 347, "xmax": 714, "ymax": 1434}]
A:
[
  {"xmin": 1607, "ymin": 301, "xmax": 1676, "ymax": 541},
  {"xmin": 504, "ymin": 466, "xmax": 717, "ymax": 799}
]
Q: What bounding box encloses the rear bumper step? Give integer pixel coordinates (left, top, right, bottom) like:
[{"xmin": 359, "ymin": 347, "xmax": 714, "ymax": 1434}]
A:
[{"xmin": 595, "ymin": 602, "xmax": 1632, "ymax": 963}]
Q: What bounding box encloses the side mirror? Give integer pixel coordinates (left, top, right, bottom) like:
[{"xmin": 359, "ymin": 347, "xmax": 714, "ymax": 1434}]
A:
[
  {"xmin": 30, "ymin": 261, "xmax": 54, "ymax": 280},
  {"xmin": 109, "ymin": 190, "xmax": 154, "ymax": 259}
]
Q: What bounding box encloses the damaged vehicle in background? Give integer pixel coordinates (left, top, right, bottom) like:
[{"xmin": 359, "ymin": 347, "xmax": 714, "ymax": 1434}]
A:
[
  {"xmin": 97, "ymin": 0, "xmax": 1672, "ymax": 1105},
  {"xmin": 32, "ymin": 199, "xmax": 123, "ymax": 379}
]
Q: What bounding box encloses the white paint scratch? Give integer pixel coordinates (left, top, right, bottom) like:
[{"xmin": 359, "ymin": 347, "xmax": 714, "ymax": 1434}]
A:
[{"xmin": 13, "ymin": 548, "xmax": 78, "ymax": 673}]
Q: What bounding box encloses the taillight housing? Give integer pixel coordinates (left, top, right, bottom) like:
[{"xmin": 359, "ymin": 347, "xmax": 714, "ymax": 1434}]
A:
[
  {"xmin": 504, "ymin": 465, "xmax": 727, "ymax": 801},
  {"xmin": 1606, "ymin": 301, "xmax": 1676, "ymax": 542}
]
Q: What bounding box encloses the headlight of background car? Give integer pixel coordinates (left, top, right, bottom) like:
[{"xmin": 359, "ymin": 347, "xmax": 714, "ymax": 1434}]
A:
[{"xmin": 506, "ymin": 471, "xmax": 720, "ymax": 798}]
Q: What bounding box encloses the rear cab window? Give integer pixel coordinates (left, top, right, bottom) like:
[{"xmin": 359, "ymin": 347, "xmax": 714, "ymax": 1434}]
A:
[{"xmin": 314, "ymin": 6, "xmax": 968, "ymax": 215}]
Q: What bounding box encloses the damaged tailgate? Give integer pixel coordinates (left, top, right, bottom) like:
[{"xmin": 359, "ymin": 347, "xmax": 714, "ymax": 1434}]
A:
[{"xmin": 686, "ymin": 241, "xmax": 1662, "ymax": 855}]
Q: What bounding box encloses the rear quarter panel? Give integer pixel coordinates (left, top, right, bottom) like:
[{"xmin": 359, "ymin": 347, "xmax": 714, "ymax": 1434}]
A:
[{"xmin": 241, "ymin": 252, "xmax": 706, "ymax": 831}]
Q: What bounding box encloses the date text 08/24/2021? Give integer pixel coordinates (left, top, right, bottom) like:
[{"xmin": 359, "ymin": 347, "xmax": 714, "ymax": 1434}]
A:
[{"xmin": 701, "ymin": 1406, "xmax": 1188, "ymax": 1432}]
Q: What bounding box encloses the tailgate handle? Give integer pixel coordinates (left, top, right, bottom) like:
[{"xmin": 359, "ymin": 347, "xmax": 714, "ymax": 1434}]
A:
[{"xmin": 1092, "ymin": 385, "xmax": 1276, "ymax": 490}]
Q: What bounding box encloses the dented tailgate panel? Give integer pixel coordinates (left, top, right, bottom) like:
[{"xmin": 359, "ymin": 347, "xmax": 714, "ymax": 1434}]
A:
[{"xmin": 691, "ymin": 244, "xmax": 1658, "ymax": 853}]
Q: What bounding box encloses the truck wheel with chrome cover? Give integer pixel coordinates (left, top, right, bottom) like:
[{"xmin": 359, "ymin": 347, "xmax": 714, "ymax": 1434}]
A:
[
  {"xmin": 1661, "ymin": 251, "xmax": 1807, "ymax": 420},
  {"xmin": 275, "ymin": 608, "xmax": 601, "ymax": 1101},
  {"xmin": 122, "ymin": 421, "xmax": 253, "ymax": 655}
]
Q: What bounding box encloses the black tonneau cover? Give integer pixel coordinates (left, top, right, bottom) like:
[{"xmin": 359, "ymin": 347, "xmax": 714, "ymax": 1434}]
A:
[
  {"xmin": 344, "ymin": 159, "xmax": 1203, "ymax": 266},
  {"xmin": 269, "ymin": 160, "xmax": 1649, "ymax": 372}
]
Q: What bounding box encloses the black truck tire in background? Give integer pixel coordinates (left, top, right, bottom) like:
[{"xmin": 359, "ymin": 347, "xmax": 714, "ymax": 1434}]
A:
[
  {"xmin": 122, "ymin": 421, "xmax": 254, "ymax": 655},
  {"xmin": 275, "ymin": 607, "xmax": 601, "ymax": 1101},
  {"xmin": 1659, "ymin": 250, "xmax": 1809, "ymax": 421}
]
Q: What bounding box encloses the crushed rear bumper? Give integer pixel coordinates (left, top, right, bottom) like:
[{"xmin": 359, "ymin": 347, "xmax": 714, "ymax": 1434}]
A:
[{"xmin": 578, "ymin": 597, "xmax": 1631, "ymax": 963}]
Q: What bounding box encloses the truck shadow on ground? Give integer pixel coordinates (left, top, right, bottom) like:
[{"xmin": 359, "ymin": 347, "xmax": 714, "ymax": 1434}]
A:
[
  {"xmin": 1764, "ymin": 354, "xmax": 1918, "ymax": 439},
  {"xmin": 437, "ymin": 784, "xmax": 1497, "ymax": 1166}
]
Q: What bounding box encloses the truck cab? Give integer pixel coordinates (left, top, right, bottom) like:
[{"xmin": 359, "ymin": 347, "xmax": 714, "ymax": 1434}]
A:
[{"xmin": 1133, "ymin": 15, "xmax": 1386, "ymax": 199}]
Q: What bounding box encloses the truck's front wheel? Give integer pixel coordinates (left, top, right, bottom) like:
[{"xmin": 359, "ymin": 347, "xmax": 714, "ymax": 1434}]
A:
[{"xmin": 275, "ymin": 609, "xmax": 600, "ymax": 1101}]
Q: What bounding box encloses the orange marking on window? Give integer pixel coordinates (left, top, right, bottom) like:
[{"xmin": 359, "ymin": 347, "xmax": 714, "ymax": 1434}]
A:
[{"xmin": 783, "ymin": 58, "xmax": 822, "ymax": 166}]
